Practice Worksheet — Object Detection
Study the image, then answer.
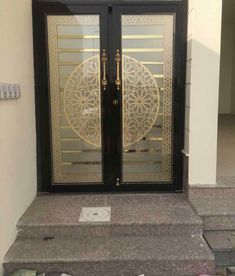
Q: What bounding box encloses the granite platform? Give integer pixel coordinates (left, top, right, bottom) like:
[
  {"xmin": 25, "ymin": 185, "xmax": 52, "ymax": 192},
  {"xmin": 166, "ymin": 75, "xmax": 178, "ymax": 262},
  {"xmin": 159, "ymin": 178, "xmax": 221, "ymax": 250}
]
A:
[
  {"xmin": 17, "ymin": 193, "xmax": 203, "ymax": 238},
  {"xmin": 4, "ymin": 235, "xmax": 215, "ymax": 276},
  {"xmin": 4, "ymin": 193, "xmax": 215, "ymax": 276}
]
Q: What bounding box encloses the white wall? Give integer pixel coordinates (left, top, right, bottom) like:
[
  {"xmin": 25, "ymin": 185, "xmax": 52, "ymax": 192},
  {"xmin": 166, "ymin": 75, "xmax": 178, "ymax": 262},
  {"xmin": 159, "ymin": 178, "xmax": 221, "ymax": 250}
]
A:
[
  {"xmin": 185, "ymin": 0, "xmax": 222, "ymax": 185},
  {"xmin": 0, "ymin": 0, "xmax": 37, "ymax": 274},
  {"xmin": 219, "ymin": 23, "xmax": 235, "ymax": 114}
]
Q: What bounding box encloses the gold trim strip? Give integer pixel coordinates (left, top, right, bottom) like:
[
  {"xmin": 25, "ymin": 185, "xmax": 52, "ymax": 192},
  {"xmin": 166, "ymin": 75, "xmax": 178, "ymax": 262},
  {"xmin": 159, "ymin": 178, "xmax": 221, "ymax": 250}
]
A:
[
  {"xmin": 57, "ymin": 49, "xmax": 100, "ymax": 53},
  {"xmin": 122, "ymin": 35, "xmax": 163, "ymax": 39},
  {"xmin": 59, "ymin": 62, "xmax": 82, "ymax": 66},
  {"xmin": 58, "ymin": 35, "xmax": 163, "ymax": 40},
  {"xmin": 60, "ymin": 113, "xmax": 161, "ymax": 117},
  {"xmin": 58, "ymin": 35, "xmax": 99, "ymax": 39},
  {"xmin": 148, "ymin": 138, "xmax": 163, "ymax": 141},
  {"xmin": 62, "ymin": 150, "xmax": 100, "ymax": 153},
  {"xmin": 141, "ymin": 61, "xmax": 164, "ymax": 65},
  {"xmin": 59, "ymin": 61, "xmax": 164, "ymax": 66},
  {"xmin": 61, "ymin": 137, "xmax": 163, "ymax": 142},
  {"xmin": 61, "ymin": 138, "xmax": 82, "ymax": 141},
  {"xmin": 123, "ymin": 149, "xmax": 162, "ymax": 153},
  {"xmin": 123, "ymin": 48, "xmax": 164, "ymax": 53},
  {"xmin": 123, "ymin": 161, "xmax": 162, "ymax": 164},
  {"xmin": 153, "ymin": 74, "xmax": 164, "ymax": 78},
  {"xmin": 63, "ymin": 162, "xmax": 101, "ymax": 165}
]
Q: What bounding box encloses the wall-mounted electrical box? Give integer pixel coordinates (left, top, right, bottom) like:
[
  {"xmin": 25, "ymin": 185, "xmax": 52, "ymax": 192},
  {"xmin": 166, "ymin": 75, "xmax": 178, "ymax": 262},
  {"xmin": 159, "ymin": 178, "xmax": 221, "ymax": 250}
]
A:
[{"xmin": 0, "ymin": 83, "xmax": 21, "ymax": 100}]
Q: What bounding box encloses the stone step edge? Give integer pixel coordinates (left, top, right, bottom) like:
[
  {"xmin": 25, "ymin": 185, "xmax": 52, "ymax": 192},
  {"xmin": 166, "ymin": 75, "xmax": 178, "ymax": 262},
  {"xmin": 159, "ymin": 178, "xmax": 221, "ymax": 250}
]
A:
[
  {"xmin": 16, "ymin": 223, "xmax": 203, "ymax": 239},
  {"xmin": 4, "ymin": 235, "xmax": 215, "ymax": 275},
  {"xmin": 4, "ymin": 235, "xmax": 215, "ymax": 263}
]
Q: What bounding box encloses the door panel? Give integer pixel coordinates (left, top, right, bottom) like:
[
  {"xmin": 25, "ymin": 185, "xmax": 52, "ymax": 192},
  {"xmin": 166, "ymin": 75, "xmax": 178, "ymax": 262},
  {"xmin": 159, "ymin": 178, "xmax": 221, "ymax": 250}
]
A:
[
  {"xmin": 33, "ymin": 1, "xmax": 186, "ymax": 192},
  {"xmin": 121, "ymin": 14, "xmax": 175, "ymax": 183},
  {"xmin": 47, "ymin": 14, "xmax": 104, "ymax": 184}
]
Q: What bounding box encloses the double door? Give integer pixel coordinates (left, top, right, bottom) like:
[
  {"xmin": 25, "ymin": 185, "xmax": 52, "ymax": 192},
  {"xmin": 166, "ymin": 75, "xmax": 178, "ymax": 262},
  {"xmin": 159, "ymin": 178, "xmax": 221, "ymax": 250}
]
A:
[{"xmin": 34, "ymin": 1, "xmax": 187, "ymax": 192}]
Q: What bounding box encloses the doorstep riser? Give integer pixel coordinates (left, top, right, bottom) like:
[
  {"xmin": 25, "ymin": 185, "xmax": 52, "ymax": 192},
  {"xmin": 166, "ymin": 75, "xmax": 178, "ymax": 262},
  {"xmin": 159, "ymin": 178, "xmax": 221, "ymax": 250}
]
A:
[
  {"xmin": 4, "ymin": 260, "xmax": 216, "ymax": 276},
  {"xmin": 214, "ymin": 251, "xmax": 235, "ymax": 267},
  {"xmin": 17, "ymin": 224, "xmax": 203, "ymax": 239},
  {"xmin": 189, "ymin": 187, "xmax": 235, "ymax": 200},
  {"xmin": 203, "ymin": 216, "xmax": 235, "ymax": 231}
]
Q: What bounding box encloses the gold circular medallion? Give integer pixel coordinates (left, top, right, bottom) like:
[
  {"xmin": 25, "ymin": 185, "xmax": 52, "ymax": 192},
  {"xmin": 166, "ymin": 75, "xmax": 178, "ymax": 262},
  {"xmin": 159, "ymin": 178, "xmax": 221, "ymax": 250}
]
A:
[{"xmin": 64, "ymin": 55, "xmax": 160, "ymax": 147}]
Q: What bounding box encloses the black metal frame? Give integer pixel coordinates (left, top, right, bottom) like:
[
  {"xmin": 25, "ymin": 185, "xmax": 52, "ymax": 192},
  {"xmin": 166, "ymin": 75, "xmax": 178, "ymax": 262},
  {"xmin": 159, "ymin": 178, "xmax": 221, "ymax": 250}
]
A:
[{"xmin": 33, "ymin": 0, "xmax": 188, "ymax": 193}]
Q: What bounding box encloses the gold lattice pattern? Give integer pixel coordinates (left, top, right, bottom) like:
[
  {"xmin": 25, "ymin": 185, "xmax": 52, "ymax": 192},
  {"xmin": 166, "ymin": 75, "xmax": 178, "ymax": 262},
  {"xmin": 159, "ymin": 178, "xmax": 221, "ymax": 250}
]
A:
[
  {"xmin": 122, "ymin": 55, "xmax": 160, "ymax": 146},
  {"xmin": 64, "ymin": 56, "xmax": 101, "ymax": 147},
  {"xmin": 64, "ymin": 55, "xmax": 160, "ymax": 147}
]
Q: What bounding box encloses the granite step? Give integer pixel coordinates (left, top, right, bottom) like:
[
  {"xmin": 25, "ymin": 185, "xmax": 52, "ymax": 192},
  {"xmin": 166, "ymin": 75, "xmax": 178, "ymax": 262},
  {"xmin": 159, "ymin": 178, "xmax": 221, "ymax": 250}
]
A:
[
  {"xmin": 4, "ymin": 234, "xmax": 215, "ymax": 276},
  {"xmin": 189, "ymin": 185, "xmax": 235, "ymax": 200},
  {"xmin": 17, "ymin": 194, "xmax": 203, "ymax": 239},
  {"xmin": 204, "ymin": 231, "xmax": 235, "ymax": 268},
  {"xmin": 190, "ymin": 197, "xmax": 235, "ymax": 230}
]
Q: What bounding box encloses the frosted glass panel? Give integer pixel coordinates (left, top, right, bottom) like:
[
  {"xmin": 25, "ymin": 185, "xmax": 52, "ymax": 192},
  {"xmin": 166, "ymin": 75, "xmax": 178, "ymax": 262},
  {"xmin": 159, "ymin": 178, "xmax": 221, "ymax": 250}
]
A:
[
  {"xmin": 47, "ymin": 15, "xmax": 102, "ymax": 184},
  {"xmin": 122, "ymin": 15, "xmax": 175, "ymax": 183}
]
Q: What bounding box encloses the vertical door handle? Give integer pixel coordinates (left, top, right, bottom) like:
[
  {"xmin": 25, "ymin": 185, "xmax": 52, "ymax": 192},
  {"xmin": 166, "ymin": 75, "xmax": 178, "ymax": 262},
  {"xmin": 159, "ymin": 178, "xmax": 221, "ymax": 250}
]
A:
[
  {"xmin": 101, "ymin": 49, "xmax": 108, "ymax": 90},
  {"xmin": 115, "ymin": 50, "xmax": 121, "ymax": 90}
]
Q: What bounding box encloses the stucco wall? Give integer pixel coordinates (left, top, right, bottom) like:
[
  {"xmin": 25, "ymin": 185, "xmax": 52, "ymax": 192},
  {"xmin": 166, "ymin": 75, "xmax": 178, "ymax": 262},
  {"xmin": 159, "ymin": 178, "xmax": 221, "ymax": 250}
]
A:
[
  {"xmin": 0, "ymin": 0, "xmax": 37, "ymax": 274},
  {"xmin": 185, "ymin": 0, "xmax": 222, "ymax": 185}
]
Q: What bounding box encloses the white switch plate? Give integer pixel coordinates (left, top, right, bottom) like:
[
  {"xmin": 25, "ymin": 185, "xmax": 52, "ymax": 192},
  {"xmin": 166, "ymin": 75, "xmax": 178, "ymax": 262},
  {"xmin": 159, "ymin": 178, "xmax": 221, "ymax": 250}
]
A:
[{"xmin": 0, "ymin": 83, "xmax": 21, "ymax": 100}]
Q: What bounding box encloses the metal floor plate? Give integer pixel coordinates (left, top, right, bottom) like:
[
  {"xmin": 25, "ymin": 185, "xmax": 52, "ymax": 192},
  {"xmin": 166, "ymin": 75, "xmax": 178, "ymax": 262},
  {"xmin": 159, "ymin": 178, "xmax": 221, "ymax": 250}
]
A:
[{"xmin": 79, "ymin": 207, "xmax": 111, "ymax": 223}]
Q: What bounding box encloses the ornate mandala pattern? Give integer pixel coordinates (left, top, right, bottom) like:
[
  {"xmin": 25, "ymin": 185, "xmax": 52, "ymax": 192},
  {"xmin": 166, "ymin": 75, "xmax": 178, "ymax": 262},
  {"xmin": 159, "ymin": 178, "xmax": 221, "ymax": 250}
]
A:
[
  {"xmin": 64, "ymin": 55, "xmax": 101, "ymax": 147},
  {"xmin": 64, "ymin": 55, "xmax": 159, "ymax": 148},
  {"xmin": 122, "ymin": 55, "xmax": 160, "ymax": 146}
]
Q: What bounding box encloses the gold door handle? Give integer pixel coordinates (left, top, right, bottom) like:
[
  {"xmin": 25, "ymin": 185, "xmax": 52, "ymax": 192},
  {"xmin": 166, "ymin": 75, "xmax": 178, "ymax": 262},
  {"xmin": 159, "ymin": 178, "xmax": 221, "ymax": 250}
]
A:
[
  {"xmin": 115, "ymin": 49, "xmax": 121, "ymax": 90},
  {"xmin": 101, "ymin": 49, "xmax": 108, "ymax": 90}
]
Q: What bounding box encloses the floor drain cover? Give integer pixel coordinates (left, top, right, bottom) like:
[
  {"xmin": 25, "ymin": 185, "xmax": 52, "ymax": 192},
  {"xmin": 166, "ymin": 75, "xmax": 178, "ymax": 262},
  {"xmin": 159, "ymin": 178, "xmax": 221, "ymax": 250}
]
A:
[{"xmin": 79, "ymin": 207, "xmax": 111, "ymax": 222}]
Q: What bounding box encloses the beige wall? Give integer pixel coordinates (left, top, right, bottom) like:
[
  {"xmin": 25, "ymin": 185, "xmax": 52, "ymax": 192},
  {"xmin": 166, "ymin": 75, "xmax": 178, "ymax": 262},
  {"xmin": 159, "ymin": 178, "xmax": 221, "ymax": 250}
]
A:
[
  {"xmin": 185, "ymin": 0, "xmax": 222, "ymax": 185},
  {"xmin": 0, "ymin": 0, "xmax": 37, "ymax": 274}
]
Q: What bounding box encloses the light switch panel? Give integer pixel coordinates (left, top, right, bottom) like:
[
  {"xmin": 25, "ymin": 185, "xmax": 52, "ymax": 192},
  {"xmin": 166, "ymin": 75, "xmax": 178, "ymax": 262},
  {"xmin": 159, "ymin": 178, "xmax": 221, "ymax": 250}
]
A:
[{"xmin": 0, "ymin": 83, "xmax": 21, "ymax": 100}]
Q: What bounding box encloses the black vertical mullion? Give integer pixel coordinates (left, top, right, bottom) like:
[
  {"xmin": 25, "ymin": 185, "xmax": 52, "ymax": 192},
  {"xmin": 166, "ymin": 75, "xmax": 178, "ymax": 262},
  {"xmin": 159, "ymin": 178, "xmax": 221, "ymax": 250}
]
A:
[
  {"xmin": 110, "ymin": 7, "xmax": 122, "ymax": 189},
  {"xmin": 101, "ymin": 7, "xmax": 113, "ymax": 190}
]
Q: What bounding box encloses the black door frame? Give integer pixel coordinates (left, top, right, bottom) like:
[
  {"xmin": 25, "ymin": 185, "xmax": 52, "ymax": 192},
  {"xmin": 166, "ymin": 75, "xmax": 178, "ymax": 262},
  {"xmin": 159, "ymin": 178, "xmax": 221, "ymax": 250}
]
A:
[{"xmin": 33, "ymin": 0, "xmax": 188, "ymax": 193}]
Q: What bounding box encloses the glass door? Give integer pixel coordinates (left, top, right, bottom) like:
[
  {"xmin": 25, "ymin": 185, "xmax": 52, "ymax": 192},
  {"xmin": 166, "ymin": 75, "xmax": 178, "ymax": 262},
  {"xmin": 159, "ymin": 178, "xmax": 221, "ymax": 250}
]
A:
[
  {"xmin": 46, "ymin": 7, "xmax": 110, "ymax": 188},
  {"xmin": 34, "ymin": 3, "xmax": 186, "ymax": 191},
  {"xmin": 111, "ymin": 5, "xmax": 185, "ymax": 190}
]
